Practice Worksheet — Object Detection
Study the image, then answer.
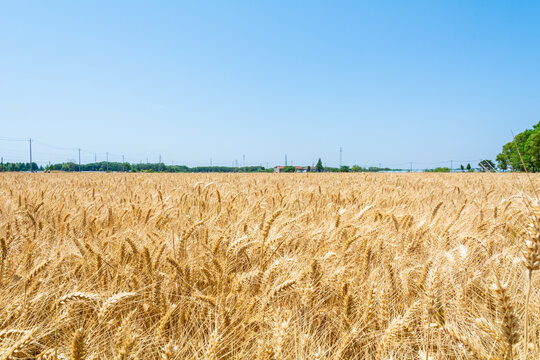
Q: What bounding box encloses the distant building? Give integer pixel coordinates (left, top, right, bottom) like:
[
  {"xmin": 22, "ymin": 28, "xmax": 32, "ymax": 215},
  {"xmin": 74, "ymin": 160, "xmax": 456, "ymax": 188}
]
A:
[{"xmin": 273, "ymin": 166, "xmax": 315, "ymax": 173}]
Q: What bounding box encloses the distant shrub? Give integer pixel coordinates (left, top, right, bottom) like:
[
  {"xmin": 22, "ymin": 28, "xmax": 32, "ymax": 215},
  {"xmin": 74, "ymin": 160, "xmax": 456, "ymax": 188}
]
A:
[
  {"xmin": 282, "ymin": 166, "xmax": 297, "ymax": 173},
  {"xmin": 426, "ymin": 167, "xmax": 451, "ymax": 172}
]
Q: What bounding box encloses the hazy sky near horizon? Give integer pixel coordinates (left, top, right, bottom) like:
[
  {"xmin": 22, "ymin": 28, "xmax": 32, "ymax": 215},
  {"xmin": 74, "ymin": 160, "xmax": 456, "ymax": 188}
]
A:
[{"xmin": 1, "ymin": 1, "xmax": 539, "ymax": 168}]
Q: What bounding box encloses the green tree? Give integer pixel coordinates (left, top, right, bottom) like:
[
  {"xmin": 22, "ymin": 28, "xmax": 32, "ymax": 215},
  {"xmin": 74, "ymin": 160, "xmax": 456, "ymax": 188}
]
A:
[
  {"xmin": 61, "ymin": 162, "xmax": 76, "ymax": 172},
  {"xmin": 496, "ymin": 153, "xmax": 508, "ymax": 171},
  {"xmin": 282, "ymin": 166, "xmax": 297, "ymax": 173},
  {"xmin": 340, "ymin": 165, "xmax": 350, "ymax": 172},
  {"xmin": 315, "ymin": 158, "xmax": 323, "ymax": 172},
  {"xmin": 466, "ymin": 163, "xmax": 471, "ymax": 171},
  {"xmin": 526, "ymin": 129, "xmax": 540, "ymax": 171},
  {"xmin": 478, "ymin": 159, "xmax": 496, "ymax": 172},
  {"xmin": 496, "ymin": 121, "xmax": 540, "ymax": 171},
  {"xmin": 351, "ymin": 165, "xmax": 362, "ymax": 172},
  {"xmin": 428, "ymin": 167, "xmax": 450, "ymax": 172},
  {"xmin": 498, "ymin": 130, "xmax": 533, "ymax": 171},
  {"xmin": 460, "ymin": 164, "xmax": 464, "ymax": 171}
]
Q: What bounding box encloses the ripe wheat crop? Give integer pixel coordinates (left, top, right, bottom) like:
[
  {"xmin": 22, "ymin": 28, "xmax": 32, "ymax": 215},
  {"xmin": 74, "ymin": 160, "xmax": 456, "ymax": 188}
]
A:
[{"xmin": 0, "ymin": 172, "xmax": 539, "ymax": 359}]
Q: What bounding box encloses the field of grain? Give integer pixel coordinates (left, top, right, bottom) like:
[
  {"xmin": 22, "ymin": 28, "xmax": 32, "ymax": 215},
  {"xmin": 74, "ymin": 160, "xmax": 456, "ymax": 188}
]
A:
[{"xmin": 0, "ymin": 172, "xmax": 539, "ymax": 359}]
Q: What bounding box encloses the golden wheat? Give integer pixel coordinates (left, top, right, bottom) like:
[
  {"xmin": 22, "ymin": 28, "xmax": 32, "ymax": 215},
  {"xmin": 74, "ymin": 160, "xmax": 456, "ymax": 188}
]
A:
[{"xmin": 0, "ymin": 172, "xmax": 538, "ymax": 359}]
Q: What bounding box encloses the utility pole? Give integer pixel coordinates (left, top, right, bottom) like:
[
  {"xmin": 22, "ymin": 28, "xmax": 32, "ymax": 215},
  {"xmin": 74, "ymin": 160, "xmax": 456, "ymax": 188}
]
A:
[
  {"xmin": 285, "ymin": 154, "xmax": 287, "ymax": 166},
  {"xmin": 94, "ymin": 153, "xmax": 97, "ymax": 163},
  {"xmin": 339, "ymin": 147, "xmax": 342, "ymax": 168},
  {"xmin": 78, "ymin": 148, "xmax": 81, "ymax": 172},
  {"xmin": 122, "ymin": 155, "xmax": 125, "ymax": 172},
  {"xmin": 243, "ymin": 154, "xmax": 245, "ymax": 167},
  {"xmin": 210, "ymin": 158, "xmax": 212, "ymax": 166},
  {"xmin": 29, "ymin": 138, "xmax": 33, "ymax": 172},
  {"xmin": 106, "ymin": 152, "xmax": 109, "ymax": 172},
  {"xmin": 450, "ymin": 160, "xmax": 453, "ymax": 172},
  {"xmin": 410, "ymin": 162, "xmax": 413, "ymax": 172},
  {"xmin": 1, "ymin": 157, "xmax": 3, "ymax": 172}
]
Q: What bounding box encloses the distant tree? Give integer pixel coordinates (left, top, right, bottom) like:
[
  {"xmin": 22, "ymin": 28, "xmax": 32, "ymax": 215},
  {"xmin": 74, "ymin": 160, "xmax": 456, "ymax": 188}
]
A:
[
  {"xmin": 351, "ymin": 165, "xmax": 362, "ymax": 172},
  {"xmin": 340, "ymin": 165, "xmax": 350, "ymax": 172},
  {"xmin": 496, "ymin": 154, "xmax": 508, "ymax": 171},
  {"xmin": 61, "ymin": 162, "xmax": 76, "ymax": 172},
  {"xmin": 282, "ymin": 166, "xmax": 296, "ymax": 173},
  {"xmin": 428, "ymin": 167, "xmax": 451, "ymax": 173},
  {"xmin": 527, "ymin": 129, "xmax": 540, "ymax": 171},
  {"xmin": 478, "ymin": 159, "xmax": 496, "ymax": 172},
  {"xmin": 460, "ymin": 164, "xmax": 464, "ymax": 171},
  {"xmin": 466, "ymin": 163, "xmax": 471, "ymax": 171},
  {"xmin": 496, "ymin": 121, "xmax": 540, "ymax": 171},
  {"xmin": 315, "ymin": 158, "xmax": 323, "ymax": 172},
  {"xmin": 498, "ymin": 130, "xmax": 533, "ymax": 171}
]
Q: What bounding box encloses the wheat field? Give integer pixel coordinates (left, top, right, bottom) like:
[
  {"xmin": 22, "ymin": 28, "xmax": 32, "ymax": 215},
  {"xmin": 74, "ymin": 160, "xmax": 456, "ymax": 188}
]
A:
[{"xmin": 0, "ymin": 172, "xmax": 539, "ymax": 359}]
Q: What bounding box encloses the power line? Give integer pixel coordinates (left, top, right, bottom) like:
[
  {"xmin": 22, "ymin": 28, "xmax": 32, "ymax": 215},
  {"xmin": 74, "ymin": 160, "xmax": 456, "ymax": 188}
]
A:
[
  {"xmin": 0, "ymin": 136, "xmax": 489, "ymax": 170},
  {"xmin": 32, "ymin": 139, "xmax": 77, "ymax": 152},
  {"xmin": 0, "ymin": 137, "xmax": 28, "ymax": 142}
]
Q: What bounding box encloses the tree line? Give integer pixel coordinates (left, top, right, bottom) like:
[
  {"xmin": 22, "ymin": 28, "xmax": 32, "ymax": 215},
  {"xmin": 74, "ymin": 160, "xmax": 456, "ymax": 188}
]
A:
[
  {"xmin": 0, "ymin": 160, "xmax": 485, "ymax": 173},
  {"xmin": 44, "ymin": 162, "xmax": 271, "ymax": 173},
  {"xmin": 0, "ymin": 162, "xmax": 41, "ymax": 172}
]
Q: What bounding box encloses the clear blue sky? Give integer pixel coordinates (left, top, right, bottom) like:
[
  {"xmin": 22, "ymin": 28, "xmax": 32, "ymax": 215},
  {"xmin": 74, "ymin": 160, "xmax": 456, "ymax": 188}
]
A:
[{"xmin": 1, "ymin": 1, "xmax": 539, "ymax": 168}]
